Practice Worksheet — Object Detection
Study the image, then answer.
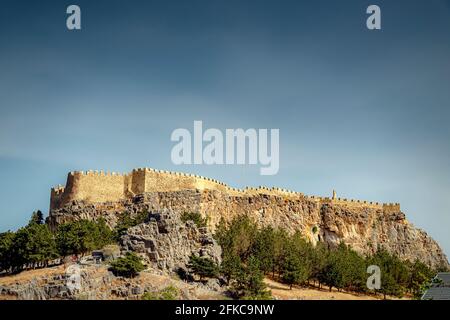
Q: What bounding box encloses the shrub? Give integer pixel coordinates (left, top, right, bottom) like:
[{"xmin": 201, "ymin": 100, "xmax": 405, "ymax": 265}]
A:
[
  {"xmin": 113, "ymin": 211, "xmax": 149, "ymax": 241},
  {"xmin": 180, "ymin": 212, "xmax": 207, "ymax": 228},
  {"xmin": 109, "ymin": 252, "xmax": 145, "ymax": 277},
  {"xmin": 187, "ymin": 255, "xmax": 219, "ymax": 280},
  {"xmin": 142, "ymin": 285, "xmax": 180, "ymax": 300}
]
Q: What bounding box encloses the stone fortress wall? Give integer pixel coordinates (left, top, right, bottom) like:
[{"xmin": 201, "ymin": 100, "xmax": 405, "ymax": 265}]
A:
[{"xmin": 50, "ymin": 167, "xmax": 400, "ymax": 213}]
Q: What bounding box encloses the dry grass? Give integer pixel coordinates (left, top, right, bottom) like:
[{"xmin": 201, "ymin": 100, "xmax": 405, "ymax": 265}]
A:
[
  {"xmin": 0, "ymin": 265, "xmax": 65, "ymax": 286},
  {"xmin": 264, "ymin": 278, "xmax": 405, "ymax": 300}
]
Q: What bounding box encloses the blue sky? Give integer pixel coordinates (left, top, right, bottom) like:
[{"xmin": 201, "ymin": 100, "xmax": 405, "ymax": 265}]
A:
[{"xmin": 0, "ymin": 0, "xmax": 450, "ymax": 257}]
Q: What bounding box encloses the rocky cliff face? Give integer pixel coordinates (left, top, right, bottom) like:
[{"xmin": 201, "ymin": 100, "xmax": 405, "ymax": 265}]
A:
[
  {"xmin": 49, "ymin": 190, "xmax": 449, "ymax": 269},
  {"xmin": 120, "ymin": 209, "xmax": 222, "ymax": 273}
]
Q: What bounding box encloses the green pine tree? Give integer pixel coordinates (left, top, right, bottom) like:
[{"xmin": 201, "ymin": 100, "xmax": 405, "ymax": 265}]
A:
[
  {"xmin": 233, "ymin": 256, "xmax": 271, "ymax": 299},
  {"xmin": 187, "ymin": 254, "xmax": 219, "ymax": 280},
  {"xmin": 0, "ymin": 231, "xmax": 15, "ymax": 272}
]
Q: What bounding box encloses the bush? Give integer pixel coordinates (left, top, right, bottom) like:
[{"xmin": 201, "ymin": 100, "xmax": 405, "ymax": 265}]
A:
[
  {"xmin": 113, "ymin": 211, "xmax": 149, "ymax": 241},
  {"xmin": 142, "ymin": 285, "xmax": 180, "ymax": 300},
  {"xmin": 176, "ymin": 267, "xmax": 194, "ymax": 281},
  {"xmin": 180, "ymin": 212, "xmax": 207, "ymax": 228},
  {"xmin": 187, "ymin": 255, "xmax": 219, "ymax": 280},
  {"xmin": 109, "ymin": 252, "xmax": 145, "ymax": 277}
]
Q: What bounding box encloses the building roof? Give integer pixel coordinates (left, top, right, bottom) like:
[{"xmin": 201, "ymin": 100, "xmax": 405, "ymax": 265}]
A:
[
  {"xmin": 422, "ymin": 287, "xmax": 450, "ymax": 300},
  {"xmin": 436, "ymin": 272, "xmax": 450, "ymax": 285},
  {"xmin": 422, "ymin": 273, "xmax": 450, "ymax": 300}
]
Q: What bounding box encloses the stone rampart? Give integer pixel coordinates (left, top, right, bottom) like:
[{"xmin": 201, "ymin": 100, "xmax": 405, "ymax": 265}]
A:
[{"xmin": 50, "ymin": 167, "xmax": 400, "ymax": 214}]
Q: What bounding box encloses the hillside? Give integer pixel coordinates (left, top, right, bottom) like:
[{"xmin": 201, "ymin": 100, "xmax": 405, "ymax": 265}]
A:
[{"xmin": 0, "ymin": 265, "xmax": 402, "ymax": 300}]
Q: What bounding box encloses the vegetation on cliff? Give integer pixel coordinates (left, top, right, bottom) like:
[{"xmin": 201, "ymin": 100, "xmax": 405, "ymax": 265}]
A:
[
  {"xmin": 113, "ymin": 211, "xmax": 149, "ymax": 241},
  {"xmin": 187, "ymin": 255, "xmax": 219, "ymax": 280},
  {"xmin": 181, "ymin": 212, "xmax": 207, "ymax": 228},
  {"xmin": 109, "ymin": 252, "xmax": 145, "ymax": 278},
  {"xmin": 141, "ymin": 285, "xmax": 180, "ymax": 300}
]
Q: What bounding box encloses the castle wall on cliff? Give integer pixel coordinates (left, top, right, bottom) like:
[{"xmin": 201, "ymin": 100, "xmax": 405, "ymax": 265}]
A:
[
  {"xmin": 50, "ymin": 167, "xmax": 400, "ymax": 213},
  {"xmin": 48, "ymin": 168, "xmax": 450, "ymax": 268}
]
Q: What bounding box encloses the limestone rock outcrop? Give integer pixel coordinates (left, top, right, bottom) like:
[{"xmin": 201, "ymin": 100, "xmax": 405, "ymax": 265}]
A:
[{"xmin": 120, "ymin": 209, "xmax": 222, "ymax": 273}]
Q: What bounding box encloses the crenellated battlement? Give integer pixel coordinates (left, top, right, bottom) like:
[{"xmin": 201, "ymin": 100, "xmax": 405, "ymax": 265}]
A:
[
  {"xmin": 50, "ymin": 184, "xmax": 66, "ymax": 210},
  {"xmin": 51, "ymin": 185, "xmax": 65, "ymax": 195},
  {"xmin": 69, "ymin": 170, "xmax": 128, "ymax": 177},
  {"xmin": 50, "ymin": 167, "xmax": 401, "ymax": 213}
]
